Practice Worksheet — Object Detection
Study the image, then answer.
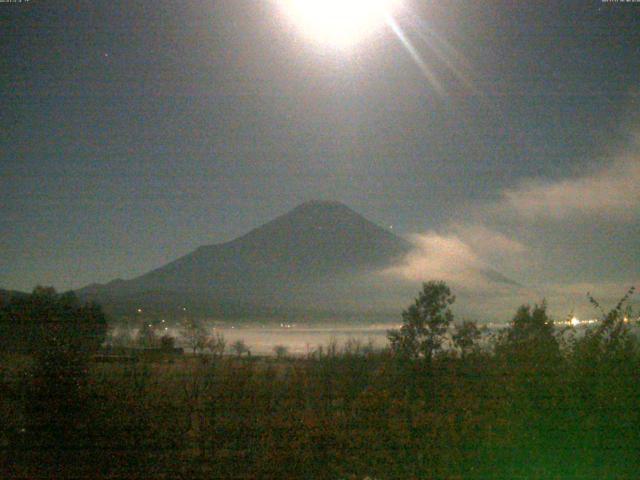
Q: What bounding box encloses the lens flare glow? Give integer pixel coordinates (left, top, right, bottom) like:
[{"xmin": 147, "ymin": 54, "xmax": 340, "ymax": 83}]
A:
[
  {"xmin": 280, "ymin": 0, "xmax": 479, "ymax": 97},
  {"xmin": 283, "ymin": 0, "xmax": 398, "ymax": 48}
]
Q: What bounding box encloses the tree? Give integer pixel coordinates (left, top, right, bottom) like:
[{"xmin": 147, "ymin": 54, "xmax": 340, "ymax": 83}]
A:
[
  {"xmin": 160, "ymin": 334, "xmax": 176, "ymax": 351},
  {"xmin": 452, "ymin": 320, "xmax": 482, "ymax": 358},
  {"xmin": 388, "ymin": 281, "xmax": 455, "ymax": 361},
  {"xmin": 3, "ymin": 287, "xmax": 107, "ymax": 452},
  {"xmin": 573, "ymin": 287, "xmax": 637, "ymax": 366},
  {"xmin": 207, "ymin": 332, "xmax": 227, "ymax": 358},
  {"xmin": 497, "ymin": 302, "xmax": 560, "ymax": 363},
  {"xmin": 181, "ymin": 317, "xmax": 209, "ymax": 354},
  {"xmin": 273, "ymin": 344, "xmax": 289, "ymax": 359},
  {"xmin": 137, "ymin": 321, "xmax": 157, "ymax": 348},
  {"xmin": 231, "ymin": 339, "xmax": 249, "ymax": 357},
  {"xmin": 0, "ymin": 286, "xmax": 107, "ymax": 354}
]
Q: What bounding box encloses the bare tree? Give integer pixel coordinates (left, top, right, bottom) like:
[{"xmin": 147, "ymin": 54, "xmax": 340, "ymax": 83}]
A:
[
  {"xmin": 181, "ymin": 318, "xmax": 209, "ymax": 355},
  {"xmin": 138, "ymin": 321, "xmax": 158, "ymax": 348},
  {"xmin": 273, "ymin": 344, "xmax": 289, "ymax": 359},
  {"xmin": 207, "ymin": 332, "xmax": 227, "ymax": 358},
  {"xmin": 231, "ymin": 339, "xmax": 249, "ymax": 357}
]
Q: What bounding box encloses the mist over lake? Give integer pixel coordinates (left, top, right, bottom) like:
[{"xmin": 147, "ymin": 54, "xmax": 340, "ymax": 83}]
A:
[
  {"xmin": 208, "ymin": 323, "xmax": 400, "ymax": 356},
  {"xmin": 116, "ymin": 322, "xmax": 401, "ymax": 356}
]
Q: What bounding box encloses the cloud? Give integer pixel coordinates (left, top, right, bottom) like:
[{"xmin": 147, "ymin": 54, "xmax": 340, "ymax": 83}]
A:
[
  {"xmin": 381, "ymin": 231, "xmax": 525, "ymax": 293},
  {"xmin": 502, "ymin": 156, "xmax": 640, "ymax": 220},
  {"xmin": 449, "ymin": 224, "xmax": 528, "ymax": 270},
  {"xmin": 384, "ymin": 233, "xmax": 483, "ymax": 282},
  {"xmin": 378, "ymin": 133, "xmax": 639, "ymax": 321},
  {"xmin": 374, "ymin": 227, "xmax": 636, "ymax": 321}
]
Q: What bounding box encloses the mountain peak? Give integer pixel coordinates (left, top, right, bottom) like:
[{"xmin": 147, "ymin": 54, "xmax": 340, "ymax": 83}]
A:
[
  {"xmin": 246, "ymin": 200, "xmax": 390, "ymax": 244},
  {"xmin": 295, "ymin": 199, "xmax": 349, "ymax": 209},
  {"xmin": 289, "ymin": 200, "xmax": 354, "ymax": 216},
  {"xmin": 233, "ymin": 200, "xmax": 402, "ymax": 248}
]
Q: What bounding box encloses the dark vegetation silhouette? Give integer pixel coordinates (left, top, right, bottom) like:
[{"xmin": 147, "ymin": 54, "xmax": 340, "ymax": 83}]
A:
[
  {"xmin": 0, "ymin": 284, "xmax": 638, "ymax": 479},
  {"xmin": 137, "ymin": 321, "xmax": 157, "ymax": 348},
  {"xmin": 0, "ymin": 287, "xmax": 107, "ymax": 475},
  {"xmin": 230, "ymin": 339, "xmax": 250, "ymax": 357},
  {"xmin": 387, "ymin": 280, "xmax": 455, "ymax": 361}
]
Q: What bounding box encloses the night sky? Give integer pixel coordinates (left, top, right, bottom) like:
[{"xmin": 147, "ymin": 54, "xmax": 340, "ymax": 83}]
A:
[{"xmin": 2, "ymin": 0, "xmax": 639, "ymax": 314}]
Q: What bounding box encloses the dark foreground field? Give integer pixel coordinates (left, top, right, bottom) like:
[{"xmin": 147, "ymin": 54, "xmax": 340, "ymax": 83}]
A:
[
  {"xmin": 2, "ymin": 340, "xmax": 639, "ymax": 479},
  {"xmin": 1, "ymin": 285, "xmax": 638, "ymax": 479}
]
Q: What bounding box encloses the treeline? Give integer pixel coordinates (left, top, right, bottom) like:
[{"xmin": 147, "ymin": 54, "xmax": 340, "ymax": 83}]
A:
[{"xmin": 0, "ymin": 283, "xmax": 638, "ymax": 479}]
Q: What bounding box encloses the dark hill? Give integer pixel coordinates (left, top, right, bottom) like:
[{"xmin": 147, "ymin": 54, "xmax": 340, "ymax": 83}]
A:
[{"xmin": 0, "ymin": 289, "xmax": 28, "ymax": 304}]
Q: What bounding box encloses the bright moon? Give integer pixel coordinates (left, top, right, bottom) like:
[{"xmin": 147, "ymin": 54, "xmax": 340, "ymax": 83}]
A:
[{"xmin": 282, "ymin": 0, "xmax": 398, "ymax": 48}]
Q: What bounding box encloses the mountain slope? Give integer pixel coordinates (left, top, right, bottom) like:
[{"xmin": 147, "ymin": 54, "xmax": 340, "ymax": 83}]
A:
[{"xmin": 78, "ymin": 201, "xmax": 413, "ymax": 315}]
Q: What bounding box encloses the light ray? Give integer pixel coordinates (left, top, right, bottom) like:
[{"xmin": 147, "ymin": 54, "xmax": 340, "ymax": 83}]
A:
[
  {"xmin": 384, "ymin": 13, "xmax": 444, "ymax": 94},
  {"xmin": 406, "ymin": 15, "xmax": 487, "ymax": 100}
]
